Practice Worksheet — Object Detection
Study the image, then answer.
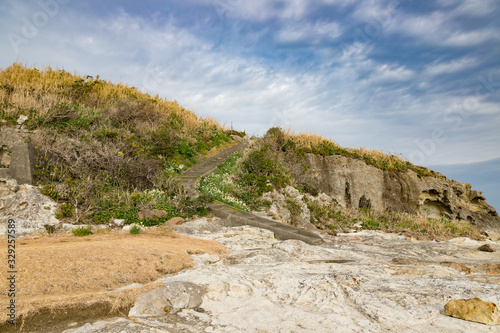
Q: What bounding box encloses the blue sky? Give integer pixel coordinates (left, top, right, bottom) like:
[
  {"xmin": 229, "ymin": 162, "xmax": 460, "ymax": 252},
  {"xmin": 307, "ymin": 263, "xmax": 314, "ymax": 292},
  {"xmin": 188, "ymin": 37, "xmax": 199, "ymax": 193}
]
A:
[{"xmin": 1, "ymin": 0, "xmax": 499, "ymax": 208}]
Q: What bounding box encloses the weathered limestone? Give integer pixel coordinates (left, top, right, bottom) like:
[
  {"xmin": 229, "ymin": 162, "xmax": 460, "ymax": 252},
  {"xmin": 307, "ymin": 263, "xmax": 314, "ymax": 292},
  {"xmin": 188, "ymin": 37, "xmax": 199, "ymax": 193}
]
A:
[
  {"xmin": 65, "ymin": 219, "xmax": 500, "ymax": 333},
  {"xmin": 129, "ymin": 282, "xmax": 204, "ymax": 317},
  {"xmin": 0, "ymin": 183, "xmax": 59, "ymax": 236},
  {"xmin": 445, "ymin": 298, "xmax": 499, "ymax": 326},
  {"xmin": 305, "ymin": 154, "xmax": 500, "ymax": 233}
]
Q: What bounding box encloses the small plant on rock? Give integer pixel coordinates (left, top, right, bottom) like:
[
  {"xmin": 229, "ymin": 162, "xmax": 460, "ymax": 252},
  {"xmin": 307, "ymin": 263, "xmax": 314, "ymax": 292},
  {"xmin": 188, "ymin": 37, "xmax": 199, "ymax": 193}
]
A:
[
  {"xmin": 129, "ymin": 225, "xmax": 141, "ymax": 235},
  {"xmin": 44, "ymin": 224, "xmax": 56, "ymax": 234}
]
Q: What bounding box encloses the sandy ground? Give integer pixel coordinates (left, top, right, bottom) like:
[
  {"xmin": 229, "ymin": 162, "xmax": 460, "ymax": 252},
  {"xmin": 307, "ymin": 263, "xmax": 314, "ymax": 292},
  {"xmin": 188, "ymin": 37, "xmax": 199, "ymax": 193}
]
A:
[{"xmin": 0, "ymin": 227, "xmax": 228, "ymax": 331}]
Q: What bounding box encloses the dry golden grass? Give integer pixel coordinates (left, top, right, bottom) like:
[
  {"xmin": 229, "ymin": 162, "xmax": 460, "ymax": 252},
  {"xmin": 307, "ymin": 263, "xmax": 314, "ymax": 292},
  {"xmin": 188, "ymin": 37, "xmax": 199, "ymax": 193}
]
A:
[
  {"xmin": 277, "ymin": 128, "xmax": 435, "ymax": 177},
  {"xmin": 0, "ymin": 63, "xmax": 225, "ymax": 134},
  {"xmin": 0, "ymin": 228, "xmax": 228, "ymax": 325},
  {"xmin": 286, "ymin": 129, "xmax": 407, "ymax": 163},
  {"xmin": 309, "ymin": 201, "xmax": 483, "ymax": 241}
]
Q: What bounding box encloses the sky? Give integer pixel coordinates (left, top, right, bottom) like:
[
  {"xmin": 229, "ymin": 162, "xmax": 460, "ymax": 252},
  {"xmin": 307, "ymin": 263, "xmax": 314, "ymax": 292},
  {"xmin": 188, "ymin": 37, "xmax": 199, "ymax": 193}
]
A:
[{"xmin": 1, "ymin": 0, "xmax": 499, "ymax": 208}]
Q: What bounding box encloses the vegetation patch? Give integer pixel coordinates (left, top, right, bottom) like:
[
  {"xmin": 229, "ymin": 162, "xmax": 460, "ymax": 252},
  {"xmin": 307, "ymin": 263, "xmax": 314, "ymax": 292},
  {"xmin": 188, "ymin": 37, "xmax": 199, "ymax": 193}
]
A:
[
  {"xmin": 0, "ymin": 63, "xmax": 233, "ymax": 225},
  {"xmin": 199, "ymin": 152, "xmax": 250, "ymax": 211},
  {"xmin": 72, "ymin": 227, "xmax": 93, "ymax": 237},
  {"xmin": 305, "ymin": 199, "xmax": 482, "ymax": 240},
  {"xmin": 129, "ymin": 225, "xmax": 142, "ymax": 235}
]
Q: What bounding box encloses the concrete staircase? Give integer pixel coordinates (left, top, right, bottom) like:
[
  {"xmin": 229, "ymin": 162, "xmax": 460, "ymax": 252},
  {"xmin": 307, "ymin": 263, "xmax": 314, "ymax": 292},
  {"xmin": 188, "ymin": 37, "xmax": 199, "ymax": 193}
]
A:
[
  {"xmin": 181, "ymin": 142, "xmax": 247, "ymax": 185},
  {"xmin": 181, "ymin": 140, "xmax": 324, "ymax": 245}
]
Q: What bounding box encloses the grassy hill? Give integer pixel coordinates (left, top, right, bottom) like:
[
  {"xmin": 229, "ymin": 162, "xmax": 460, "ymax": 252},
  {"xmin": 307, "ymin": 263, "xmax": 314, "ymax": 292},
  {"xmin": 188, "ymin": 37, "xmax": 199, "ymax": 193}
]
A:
[
  {"xmin": 0, "ymin": 63, "xmax": 239, "ymax": 225},
  {"xmin": 199, "ymin": 128, "xmax": 482, "ymax": 240},
  {"xmin": 0, "ymin": 63, "xmax": 482, "ymax": 240}
]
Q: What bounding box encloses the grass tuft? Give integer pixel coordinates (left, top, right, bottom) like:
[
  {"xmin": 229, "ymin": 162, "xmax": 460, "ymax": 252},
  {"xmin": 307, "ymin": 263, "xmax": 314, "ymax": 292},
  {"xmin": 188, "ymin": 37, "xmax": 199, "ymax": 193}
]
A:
[{"xmin": 72, "ymin": 227, "xmax": 93, "ymax": 237}]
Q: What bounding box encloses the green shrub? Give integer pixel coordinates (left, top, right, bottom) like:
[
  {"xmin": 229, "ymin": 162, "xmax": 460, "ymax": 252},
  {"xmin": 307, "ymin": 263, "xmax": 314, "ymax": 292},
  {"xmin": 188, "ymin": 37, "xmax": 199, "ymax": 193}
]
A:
[
  {"xmin": 40, "ymin": 184, "xmax": 61, "ymax": 201},
  {"xmin": 72, "ymin": 227, "xmax": 93, "ymax": 237},
  {"xmin": 55, "ymin": 203, "xmax": 75, "ymax": 219},
  {"xmin": 239, "ymin": 148, "xmax": 290, "ymax": 197},
  {"xmin": 44, "ymin": 224, "xmax": 56, "ymax": 234},
  {"xmin": 129, "ymin": 225, "xmax": 141, "ymax": 235}
]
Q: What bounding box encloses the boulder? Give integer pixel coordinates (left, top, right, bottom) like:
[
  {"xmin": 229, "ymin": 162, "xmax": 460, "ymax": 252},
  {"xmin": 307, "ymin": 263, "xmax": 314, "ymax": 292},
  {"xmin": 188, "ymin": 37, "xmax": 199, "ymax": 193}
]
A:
[
  {"xmin": 122, "ymin": 224, "xmax": 142, "ymax": 232},
  {"xmin": 129, "ymin": 282, "xmax": 204, "ymax": 317},
  {"xmin": 163, "ymin": 217, "xmax": 185, "ymax": 226},
  {"xmin": 0, "ymin": 183, "xmax": 59, "ymax": 236},
  {"xmin": 478, "ymin": 244, "xmax": 495, "ymax": 253},
  {"xmin": 445, "ymin": 298, "xmax": 499, "ymax": 325},
  {"xmin": 262, "ymin": 189, "xmax": 316, "ymax": 230},
  {"xmin": 112, "ymin": 219, "xmax": 125, "ymax": 227},
  {"xmin": 138, "ymin": 209, "xmax": 168, "ymax": 220}
]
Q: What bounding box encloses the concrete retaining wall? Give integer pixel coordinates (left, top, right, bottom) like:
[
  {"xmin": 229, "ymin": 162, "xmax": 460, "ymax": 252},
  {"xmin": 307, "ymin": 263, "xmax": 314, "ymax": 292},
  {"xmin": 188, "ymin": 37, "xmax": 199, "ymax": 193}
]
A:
[{"xmin": 0, "ymin": 127, "xmax": 35, "ymax": 185}]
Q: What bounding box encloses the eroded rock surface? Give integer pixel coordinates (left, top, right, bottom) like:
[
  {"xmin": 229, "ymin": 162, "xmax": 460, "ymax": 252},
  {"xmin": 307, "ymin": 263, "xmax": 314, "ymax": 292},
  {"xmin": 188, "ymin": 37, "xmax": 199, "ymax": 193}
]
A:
[
  {"xmin": 0, "ymin": 181, "xmax": 59, "ymax": 236},
  {"xmin": 65, "ymin": 218, "xmax": 500, "ymax": 333},
  {"xmin": 129, "ymin": 282, "xmax": 204, "ymax": 317},
  {"xmin": 305, "ymin": 154, "xmax": 500, "ymax": 234},
  {"xmin": 445, "ymin": 298, "xmax": 499, "ymax": 326}
]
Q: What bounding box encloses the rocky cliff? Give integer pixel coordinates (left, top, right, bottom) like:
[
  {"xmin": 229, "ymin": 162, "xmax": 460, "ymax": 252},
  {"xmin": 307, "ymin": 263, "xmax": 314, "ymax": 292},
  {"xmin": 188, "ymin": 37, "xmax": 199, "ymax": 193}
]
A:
[{"xmin": 304, "ymin": 154, "xmax": 500, "ymax": 234}]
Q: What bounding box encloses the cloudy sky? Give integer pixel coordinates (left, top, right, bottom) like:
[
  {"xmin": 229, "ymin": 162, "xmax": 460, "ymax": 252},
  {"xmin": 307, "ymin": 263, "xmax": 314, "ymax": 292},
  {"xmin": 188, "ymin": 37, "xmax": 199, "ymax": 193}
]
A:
[{"xmin": 1, "ymin": 0, "xmax": 499, "ymax": 208}]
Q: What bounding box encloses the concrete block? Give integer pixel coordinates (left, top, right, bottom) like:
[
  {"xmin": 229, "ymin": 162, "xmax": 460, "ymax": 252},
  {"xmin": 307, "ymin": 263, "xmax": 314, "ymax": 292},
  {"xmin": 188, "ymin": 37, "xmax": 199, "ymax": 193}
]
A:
[{"xmin": 10, "ymin": 142, "xmax": 35, "ymax": 185}]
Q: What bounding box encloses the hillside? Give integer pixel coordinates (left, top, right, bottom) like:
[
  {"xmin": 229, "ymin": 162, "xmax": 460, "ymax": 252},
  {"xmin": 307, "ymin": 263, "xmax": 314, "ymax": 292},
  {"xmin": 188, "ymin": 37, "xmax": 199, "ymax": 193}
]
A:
[
  {"xmin": 0, "ymin": 63, "xmax": 240, "ymax": 226},
  {"xmin": 1, "ymin": 64, "xmax": 499, "ymax": 331},
  {"xmin": 1, "ymin": 63, "xmax": 498, "ymax": 240},
  {"xmin": 200, "ymin": 128, "xmax": 500, "ymax": 240}
]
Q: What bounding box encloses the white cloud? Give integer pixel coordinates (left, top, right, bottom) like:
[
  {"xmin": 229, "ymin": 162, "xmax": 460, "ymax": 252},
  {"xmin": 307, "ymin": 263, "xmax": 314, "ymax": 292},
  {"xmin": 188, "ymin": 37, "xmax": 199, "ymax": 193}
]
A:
[
  {"xmin": 352, "ymin": 0, "xmax": 402, "ymax": 24},
  {"xmin": 438, "ymin": 0, "xmax": 497, "ymax": 17},
  {"xmin": 195, "ymin": 0, "xmax": 352, "ymax": 22},
  {"xmin": 386, "ymin": 9, "xmax": 499, "ymax": 48},
  {"xmin": 443, "ymin": 29, "xmax": 499, "ymax": 47},
  {"xmin": 366, "ymin": 64, "xmax": 415, "ymax": 83},
  {"xmin": 386, "ymin": 11, "xmax": 446, "ymax": 43},
  {"xmin": 194, "ymin": 0, "xmax": 310, "ymax": 22},
  {"xmin": 424, "ymin": 57, "xmax": 478, "ymax": 76}
]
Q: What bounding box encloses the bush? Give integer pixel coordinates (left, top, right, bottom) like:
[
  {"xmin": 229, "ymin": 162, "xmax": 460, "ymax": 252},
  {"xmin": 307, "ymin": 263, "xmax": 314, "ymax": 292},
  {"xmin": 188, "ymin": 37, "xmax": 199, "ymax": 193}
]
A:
[
  {"xmin": 129, "ymin": 225, "xmax": 141, "ymax": 235},
  {"xmin": 72, "ymin": 227, "xmax": 93, "ymax": 237},
  {"xmin": 44, "ymin": 224, "xmax": 56, "ymax": 234},
  {"xmin": 55, "ymin": 203, "xmax": 75, "ymax": 219}
]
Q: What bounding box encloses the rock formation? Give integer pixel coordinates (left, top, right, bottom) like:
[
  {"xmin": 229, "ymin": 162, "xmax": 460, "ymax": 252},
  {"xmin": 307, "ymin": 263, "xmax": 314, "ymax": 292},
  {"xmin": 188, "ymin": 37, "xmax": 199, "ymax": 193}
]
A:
[
  {"xmin": 0, "ymin": 180, "xmax": 59, "ymax": 236},
  {"xmin": 63, "ymin": 217, "xmax": 500, "ymax": 332},
  {"xmin": 305, "ymin": 154, "xmax": 500, "ymax": 234},
  {"xmin": 445, "ymin": 298, "xmax": 499, "ymax": 326}
]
